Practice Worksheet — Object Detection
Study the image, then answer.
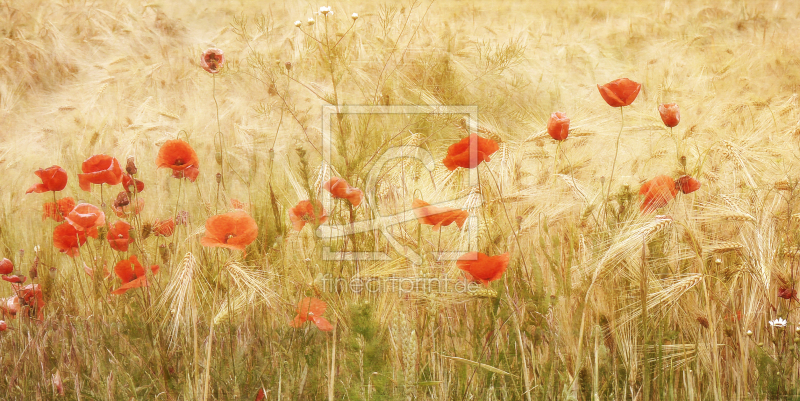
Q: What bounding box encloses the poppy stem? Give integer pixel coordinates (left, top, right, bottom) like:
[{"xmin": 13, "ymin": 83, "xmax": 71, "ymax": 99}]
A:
[
  {"xmin": 605, "ymin": 107, "xmax": 625, "ymax": 221},
  {"xmin": 202, "ymin": 267, "xmax": 222, "ymax": 401},
  {"xmin": 213, "ymin": 73, "xmax": 225, "ymax": 191},
  {"xmin": 483, "ymin": 166, "xmax": 530, "ymax": 274}
]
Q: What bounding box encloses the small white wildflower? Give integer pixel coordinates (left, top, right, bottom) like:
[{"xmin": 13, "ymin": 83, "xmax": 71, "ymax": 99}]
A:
[
  {"xmin": 307, "ymin": 17, "xmax": 315, "ymax": 25},
  {"xmin": 351, "ymin": 13, "xmax": 359, "ymax": 20},
  {"xmin": 319, "ymin": 6, "xmax": 333, "ymax": 16},
  {"xmin": 769, "ymin": 317, "xmax": 788, "ymax": 328},
  {"xmin": 746, "ymin": 330, "xmax": 753, "ymax": 336},
  {"xmin": 294, "ymin": 20, "xmax": 302, "ymax": 27},
  {"xmin": 33, "ymin": 245, "xmax": 40, "ymax": 253}
]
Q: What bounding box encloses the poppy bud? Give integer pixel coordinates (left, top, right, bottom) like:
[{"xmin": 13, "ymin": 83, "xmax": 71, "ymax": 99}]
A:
[
  {"xmin": 30, "ymin": 256, "xmax": 38, "ymax": 280},
  {"xmin": 126, "ymin": 156, "xmax": 138, "ymax": 175},
  {"xmin": 285, "ymin": 61, "xmax": 292, "ymax": 71},
  {"xmin": 159, "ymin": 244, "xmax": 171, "ymax": 264},
  {"xmin": 216, "ymin": 173, "xmax": 222, "ymax": 184},
  {"xmin": 658, "ymin": 103, "xmax": 680, "ymax": 128},
  {"xmin": 176, "ymin": 210, "xmax": 189, "ymax": 226},
  {"xmin": 142, "ymin": 223, "xmax": 152, "ymax": 239},
  {"xmin": 114, "ymin": 191, "xmax": 130, "ymax": 208},
  {"xmin": 0, "ymin": 258, "xmax": 12, "ymax": 275},
  {"xmin": 547, "ymin": 112, "xmax": 569, "ymax": 141}
]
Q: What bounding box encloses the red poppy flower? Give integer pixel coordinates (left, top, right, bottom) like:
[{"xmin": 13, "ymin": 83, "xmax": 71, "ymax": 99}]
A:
[
  {"xmin": 598, "ymin": 78, "xmax": 641, "ymax": 107},
  {"xmin": 112, "ymin": 197, "xmax": 144, "ymax": 218},
  {"xmin": 778, "ymin": 286, "xmax": 798, "ymax": 301},
  {"xmin": 442, "ymin": 134, "xmax": 500, "ymax": 170},
  {"xmin": 42, "ymin": 197, "xmax": 76, "ymax": 222},
  {"xmin": 412, "ymin": 199, "xmax": 469, "ymax": 230},
  {"xmin": 676, "ymin": 175, "xmax": 701, "ymax": 194},
  {"xmin": 640, "ymin": 175, "xmax": 678, "ymax": 213},
  {"xmin": 157, "ymin": 139, "xmax": 199, "ymax": 174},
  {"xmin": 53, "ymin": 223, "xmax": 88, "ymax": 257},
  {"xmin": 78, "ymin": 155, "xmax": 123, "ymax": 191},
  {"xmin": 1, "ymin": 296, "xmax": 20, "ymax": 317},
  {"xmin": 289, "ymin": 200, "xmax": 328, "ymax": 231},
  {"xmin": 112, "ymin": 255, "xmax": 159, "ymax": 295},
  {"xmin": 457, "ymin": 252, "xmax": 510, "ymax": 285},
  {"xmin": 290, "ymin": 297, "xmax": 333, "ymax": 331},
  {"xmin": 66, "ymin": 203, "xmax": 106, "ymax": 238},
  {"xmin": 108, "ymin": 221, "xmax": 134, "ymax": 252},
  {"xmin": 172, "ymin": 165, "xmax": 199, "ymax": 182},
  {"xmin": 0, "ymin": 258, "xmax": 13, "ymax": 275},
  {"xmin": 658, "ymin": 103, "xmax": 680, "ymax": 127},
  {"xmin": 1, "ymin": 275, "xmax": 25, "ymax": 283},
  {"xmin": 26, "ymin": 166, "xmax": 68, "ymax": 194},
  {"xmin": 324, "ymin": 177, "xmax": 364, "ymax": 207},
  {"xmin": 152, "ymin": 218, "xmax": 175, "ymax": 237},
  {"xmin": 0, "ymin": 320, "xmax": 6, "ymax": 331},
  {"xmin": 200, "ymin": 211, "xmax": 258, "ymax": 251},
  {"xmin": 122, "ymin": 174, "xmax": 145, "ymax": 193},
  {"xmin": 14, "ymin": 283, "xmax": 45, "ymax": 319},
  {"xmin": 255, "ymin": 388, "xmax": 267, "ymax": 401},
  {"xmin": 201, "ymin": 48, "xmax": 225, "ymax": 74},
  {"xmin": 547, "ymin": 112, "xmax": 570, "ymax": 141}
]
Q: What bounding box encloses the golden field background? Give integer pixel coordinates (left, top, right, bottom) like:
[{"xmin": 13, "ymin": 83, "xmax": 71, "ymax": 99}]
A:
[{"xmin": 2, "ymin": 0, "xmax": 800, "ymax": 399}]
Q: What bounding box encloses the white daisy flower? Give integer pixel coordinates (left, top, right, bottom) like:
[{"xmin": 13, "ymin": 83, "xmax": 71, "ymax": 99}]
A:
[{"xmin": 769, "ymin": 317, "xmax": 788, "ymax": 328}]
